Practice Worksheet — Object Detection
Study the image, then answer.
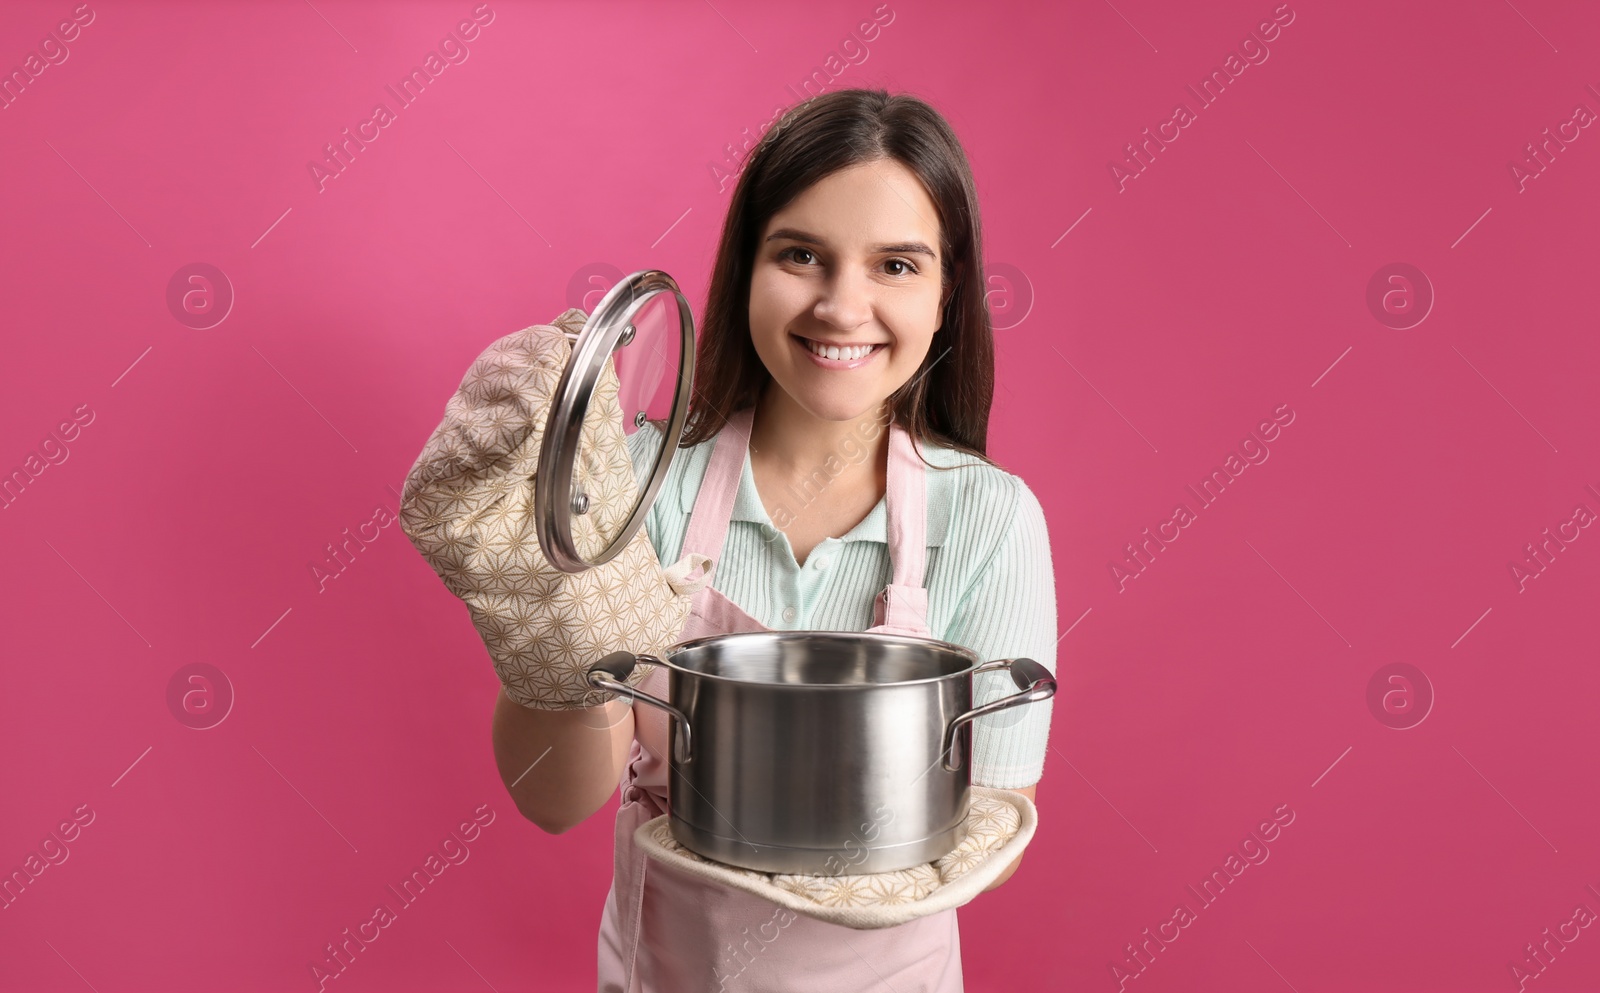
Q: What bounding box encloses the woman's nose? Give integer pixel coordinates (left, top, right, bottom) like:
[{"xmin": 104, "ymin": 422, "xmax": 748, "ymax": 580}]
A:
[{"xmin": 812, "ymin": 268, "xmax": 874, "ymax": 330}]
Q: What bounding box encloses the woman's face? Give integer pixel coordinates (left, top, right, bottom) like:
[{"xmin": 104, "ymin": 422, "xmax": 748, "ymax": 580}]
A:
[{"xmin": 748, "ymin": 158, "xmax": 946, "ymax": 425}]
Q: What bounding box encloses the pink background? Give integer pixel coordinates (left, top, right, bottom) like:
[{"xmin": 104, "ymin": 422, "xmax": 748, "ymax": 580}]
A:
[{"xmin": 3, "ymin": 0, "xmax": 1598, "ymax": 990}]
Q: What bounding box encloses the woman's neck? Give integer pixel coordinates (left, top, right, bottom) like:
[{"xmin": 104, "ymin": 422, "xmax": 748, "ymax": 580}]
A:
[
  {"xmin": 746, "ymin": 385, "xmax": 890, "ymax": 476},
  {"xmin": 746, "ymin": 386, "xmax": 891, "ymax": 557}
]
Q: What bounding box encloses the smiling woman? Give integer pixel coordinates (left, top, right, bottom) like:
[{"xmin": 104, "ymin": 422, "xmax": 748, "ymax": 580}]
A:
[
  {"xmin": 573, "ymin": 88, "xmax": 1061, "ymax": 993},
  {"xmin": 448, "ymin": 86, "xmax": 1059, "ymax": 993}
]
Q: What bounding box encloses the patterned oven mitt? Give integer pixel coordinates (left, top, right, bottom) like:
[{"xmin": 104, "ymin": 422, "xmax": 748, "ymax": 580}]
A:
[
  {"xmin": 399, "ymin": 308, "xmax": 712, "ymax": 711},
  {"xmin": 633, "ymin": 787, "xmax": 1038, "ymax": 930}
]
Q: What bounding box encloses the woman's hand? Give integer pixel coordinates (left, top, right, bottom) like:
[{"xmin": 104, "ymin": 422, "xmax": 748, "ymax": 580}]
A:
[
  {"xmin": 399, "ymin": 314, "xmax": 694, "ymax": 712},
  {"xmin": 491, "ymin": 687, "xmax": 636, "ymax": 834}
]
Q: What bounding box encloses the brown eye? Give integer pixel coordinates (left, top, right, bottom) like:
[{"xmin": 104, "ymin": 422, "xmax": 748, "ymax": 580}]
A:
[{"xmin": 885, "ymin": 258, "xmax": 919, "ymax": 277}]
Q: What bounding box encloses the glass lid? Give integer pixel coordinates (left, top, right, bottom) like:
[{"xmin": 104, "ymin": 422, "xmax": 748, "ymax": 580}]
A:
[{"xmin": 535, "ymin": 269, "xmax": 695, "ymax": 573}]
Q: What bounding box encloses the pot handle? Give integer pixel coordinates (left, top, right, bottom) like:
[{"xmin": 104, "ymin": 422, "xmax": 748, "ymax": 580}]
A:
[
  {"xmin": 586, "ymin": 651, "xmax": 693, "ymax": 763},
  {"xmin": 941, "ymin": 658, "xmax": 1056, "ymax": 773}
]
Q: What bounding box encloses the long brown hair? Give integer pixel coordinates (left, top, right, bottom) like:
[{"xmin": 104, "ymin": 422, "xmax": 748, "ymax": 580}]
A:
[{"xmin": 677, "ymin": 88, "xmax": 997, "ymax": 469}]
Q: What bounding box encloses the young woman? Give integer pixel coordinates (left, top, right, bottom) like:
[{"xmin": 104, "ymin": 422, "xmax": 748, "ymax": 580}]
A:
[{"xmin": 492, "ymin": 88, "xmax": 1059, "ymax": 992}]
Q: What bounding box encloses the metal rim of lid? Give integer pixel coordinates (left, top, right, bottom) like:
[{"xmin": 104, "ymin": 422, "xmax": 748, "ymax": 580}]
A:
[{"xmin": 534, "ymin": 269, "xmax": 696, "ymax": 573}]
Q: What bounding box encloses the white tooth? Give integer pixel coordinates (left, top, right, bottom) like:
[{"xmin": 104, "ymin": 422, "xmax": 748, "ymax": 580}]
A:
[{"xmin": 825, "ymin": 345, "xmax": 840, "ymax": 360}]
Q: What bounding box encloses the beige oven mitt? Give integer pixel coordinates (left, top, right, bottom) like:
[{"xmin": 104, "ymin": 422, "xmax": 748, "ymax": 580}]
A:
[
  {"xmin": 399, "ymin": 308, "xmax": 713, "ymax": 710},
  {"xmin": 633, "ymin": 787, "xmax": 1037, "ymax": 930}
]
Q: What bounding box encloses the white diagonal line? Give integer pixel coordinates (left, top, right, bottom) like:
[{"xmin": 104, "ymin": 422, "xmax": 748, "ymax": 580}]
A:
[
  {"xmin": 1450, "ymin": 606, "xmax": 1491, "ymax": 649},
  {"xmin": 251, "ymin": 206, "xmax": 294, "ymax": 249},
  {"xmin": 1244, "ymin": 139, "xmax": 1351, "ymax": 248},
  {"xmin": 1502, "ymin": 0, "xmax": 1558, "ymax": 52},
  {"xmin": 250, "ymin": 344, "xmax": 359, "ymax": 453},
  {"xmin": 111, "ymin": 346, "xmax": 153, "ymax": 387},
  {"xmin": 1450, "ymin": 207, "xmax": 1492, "ymax": 249},
  {"xmin": 45, "ymin": 941, "xmax": 101, "ymax": 993},
  {"xmin": 1051, "ymin": 345, "xmax": 1158, "ymax": 453},
  {"xmin": 1052, "ymin": 743, "xmax": 1158, "ymax": 853},
  {"xmin": 508, "ymin": 746, "xmax": 553, "ymax": 789},
  {"xmin": 1310, "ymin": 745, "xmax": 1351, "ymax": 788},
  {"xmin": 43, "ymin": 539, "xmax": 151, "ymax": 647},
  {"xmin": 1310, "ymin": 346, "xmax": 1351, "ymax": 388},
  {"xmin": 1246, "ymin": 939, "xmax": 1302, "ymax": 992},
  {"xmin": 702, "ymin": 0, "xmax": 759, "ymax": 52},
  {"xmin": 1102, "ymin": 0, "xmax": 1158, "ymax": 52},
  {"xmin": 1453, "ymin": 745, "xmax": 1557, "ymax": 852},
  {"xmin": 443, "ymin": 138, "xmax": 552, "ymax": 247},
  {"xmin": 651, "ymin": 207, "xmax": 693, "ymax": 250},
  {"xmin": 111, "ymin": 745, "xmax": 154, "ymax": 788},
  {"xmin": 302, "ymin": 0, "xmax": 358, "ymax": 52},
  {"xmin": 46, "ymin": 139, "xmax": 151, "ymax": 248},
  {"xmin": 445, "ymin": 939, "xmax": 501, "ymax": 992},
  {"xmin": 1051, "ymin": 206, "xmax": 1094, "ymax": 247},
  {"xmin": 1057, "ymin": 606, "xmax": 1092, "ymax": 642},
  {"xmin": 1245, "ymin": 540, "xmax": 1351, "ymax": 647},
  {"xmin": 1451, "ymin": 345, "xmax": 1558, "ymax": 453},
  {"xmin": 251, "ymin": 607, "xmax": 294, "ymax": 649},
  {"xmin": 253, "ymin": 745, "xmax": 359, "ymax": 853}
]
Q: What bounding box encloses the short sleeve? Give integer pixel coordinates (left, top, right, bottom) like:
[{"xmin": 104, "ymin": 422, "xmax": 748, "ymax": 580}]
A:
[{"xmin": 941, "ymin": 476, "xmax": 1059, "ymax": 789}]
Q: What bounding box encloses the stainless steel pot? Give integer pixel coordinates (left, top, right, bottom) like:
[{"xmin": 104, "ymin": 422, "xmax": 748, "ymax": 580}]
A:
[{"xmin": 587, "ymin": 631, "xmax": 1055, "ymax": 875}]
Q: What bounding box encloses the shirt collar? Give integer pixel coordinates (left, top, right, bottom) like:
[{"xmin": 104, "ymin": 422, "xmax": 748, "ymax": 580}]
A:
[{"xmin": 682, "ymin": 441, "xmax": 950, "ymax": 547}]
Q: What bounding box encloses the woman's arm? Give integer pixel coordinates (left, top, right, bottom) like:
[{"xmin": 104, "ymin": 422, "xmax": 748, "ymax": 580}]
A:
[
  {"xmin": 942, "ymin": 473, "xmax": 1060, "ymax": 892},
  {"xmin": 489, "ymin": 421, "xmax": 672, "ymax": 834},
  {"xmin": 948, "ymin": 474, "xmax": 1058, "ymax": 786},
  {"xmin": 490, "ymin": 689, "xmax": 636, "ymax": 835}
]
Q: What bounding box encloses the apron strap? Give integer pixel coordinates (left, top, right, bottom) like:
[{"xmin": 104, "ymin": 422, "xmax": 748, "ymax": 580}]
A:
[
  {"xmin": 679, "ymin": 406, "xmax": 930, "ymax": 628},
  {"xmin": 881, "ymin": 416, "xmax": 928, "ymax": 590},
  {"xmin": 678, "ymin": 407, "xmax": 754, "ymax": 562},
  {"xmin": 871, "ymin": 415, "xmax": 931, "ymax": 635}
]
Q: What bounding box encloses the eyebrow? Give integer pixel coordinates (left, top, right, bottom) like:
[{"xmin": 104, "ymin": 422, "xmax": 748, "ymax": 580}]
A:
[{"xmin": 764, "ymin": 227, "xmax": 938, "ymax": 259}]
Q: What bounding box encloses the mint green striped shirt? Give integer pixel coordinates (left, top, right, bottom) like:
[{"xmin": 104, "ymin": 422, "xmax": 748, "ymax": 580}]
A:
[{"xmin": 625, "ymin": 420, "xmax": 1057, "ymax": 789}]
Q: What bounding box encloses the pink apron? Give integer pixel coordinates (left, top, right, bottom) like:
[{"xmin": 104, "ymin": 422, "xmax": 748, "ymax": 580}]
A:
[{"xmin": 597, "ymin": 407, "xmax": 964, "ymax": 992}]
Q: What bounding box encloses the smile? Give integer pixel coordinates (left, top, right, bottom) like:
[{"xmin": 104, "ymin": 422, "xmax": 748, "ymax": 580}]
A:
[{"xmin": 791, "ymin": 333, "xmax": 886, "ymax": 369}]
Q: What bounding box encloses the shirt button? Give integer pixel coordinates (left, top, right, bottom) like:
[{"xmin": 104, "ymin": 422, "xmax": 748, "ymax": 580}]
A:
[
  {"xmin": 782, "ymin": 606, "xmax": 797, "ymax": 623},
  {"xmin": 812, "ymin": 556, "xmax": 829, "ymax": 570}
]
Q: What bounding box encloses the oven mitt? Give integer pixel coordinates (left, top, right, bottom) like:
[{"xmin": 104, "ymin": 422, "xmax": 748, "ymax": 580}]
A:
[
  {"xmin": 398, "ymin": 307, "xmax": 714, "ymax": 711},
  {"xmin": 633, "ymin": 787, "xmax": 1037, "ymax": 930}
]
